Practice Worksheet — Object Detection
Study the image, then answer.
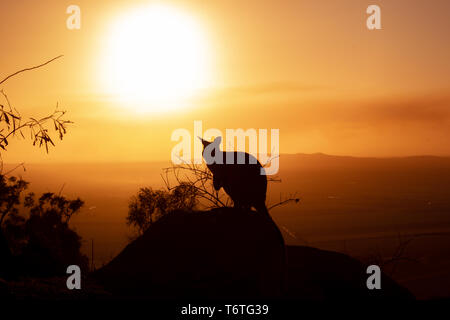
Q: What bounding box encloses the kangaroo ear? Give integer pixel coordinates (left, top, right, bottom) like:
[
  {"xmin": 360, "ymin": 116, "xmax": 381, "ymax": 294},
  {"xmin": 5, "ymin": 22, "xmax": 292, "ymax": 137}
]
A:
[
  {"xmin": 213, "ymin": 136, "xmax": 222, "ymax": 145},
  {"xmin": 198, "ymin": 136, "xmax": 210, "ymax": 148}
]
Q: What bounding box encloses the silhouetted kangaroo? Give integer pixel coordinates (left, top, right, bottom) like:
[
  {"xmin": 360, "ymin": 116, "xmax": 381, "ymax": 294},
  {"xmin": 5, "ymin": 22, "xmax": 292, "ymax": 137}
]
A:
[
  {"xmin": 201, "ymin": 136, "xmax": 287, "ymax": 296},
  {"xmin": 200, "ymin": 136, "xmax": 269, "ymax": 215}
]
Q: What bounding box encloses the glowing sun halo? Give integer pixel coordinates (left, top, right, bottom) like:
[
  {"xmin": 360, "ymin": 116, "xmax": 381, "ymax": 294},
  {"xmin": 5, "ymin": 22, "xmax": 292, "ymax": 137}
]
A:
[{"xmin": 102, "ymin": 5, "xmax": 211, "ymax": 112}]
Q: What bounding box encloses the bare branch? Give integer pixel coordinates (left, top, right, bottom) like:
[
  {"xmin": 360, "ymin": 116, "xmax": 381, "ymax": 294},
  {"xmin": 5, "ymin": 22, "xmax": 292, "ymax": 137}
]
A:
[
  {"xmin": 0, "ymin": 55, "xmax": 63, "ymax": 86},
  {"xmin": 268, "ymin": 193, "xmax": 300, "ymax": 210}
]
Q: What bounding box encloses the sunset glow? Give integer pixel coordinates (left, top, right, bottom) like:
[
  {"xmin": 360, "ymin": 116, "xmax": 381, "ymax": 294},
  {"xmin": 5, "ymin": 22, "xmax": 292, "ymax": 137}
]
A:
[
  {"xmin": 2, "ymin": 0, "xmax": 450, "ymax": 302},
  {"xmin": 101, "ymin": 4, "xmax": 211, "ymax": 113}
]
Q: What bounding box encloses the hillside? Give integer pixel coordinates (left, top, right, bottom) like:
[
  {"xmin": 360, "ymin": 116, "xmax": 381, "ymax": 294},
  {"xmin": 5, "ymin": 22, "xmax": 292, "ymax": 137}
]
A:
[{"xmin": 94, "ymin": 208, "xmax": 413, "ymax": 299}]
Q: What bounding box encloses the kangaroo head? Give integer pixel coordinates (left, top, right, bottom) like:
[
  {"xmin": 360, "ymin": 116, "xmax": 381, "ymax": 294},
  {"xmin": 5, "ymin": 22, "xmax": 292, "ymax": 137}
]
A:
[
  {"xmin": 199, "ymin": 136, "xmax": 221, "ymax": 148},
  {"xmin": 198, "ymin": 136, "xmax": 222, "ymax": 165}
]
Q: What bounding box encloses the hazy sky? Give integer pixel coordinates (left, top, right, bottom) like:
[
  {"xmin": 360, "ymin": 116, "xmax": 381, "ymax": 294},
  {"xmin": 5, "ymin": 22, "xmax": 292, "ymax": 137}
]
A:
[{"xmin": 1, "ymin": 0, "xmax": 450, "ymax": 163}]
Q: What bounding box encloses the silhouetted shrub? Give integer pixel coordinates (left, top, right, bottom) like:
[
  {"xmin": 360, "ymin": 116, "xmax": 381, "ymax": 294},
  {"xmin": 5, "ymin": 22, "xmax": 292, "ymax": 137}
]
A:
[
  {"xmin": 0, "ymin": 175, "xmax": 29, "ymax": 278},
  {"xmin": 0, "ymin": 176, "xmax": 28, "ymax": 226},
  {"xmin": 1, "ymin": 183, "xmax": 88, "ymax": 278},
  {"xmin": 127, "ymin": 183, "xmax": 197, "ymax": 235},
  {"xmin": 17, "ymin": 192, "xmax": 88, "ymax": 276}
]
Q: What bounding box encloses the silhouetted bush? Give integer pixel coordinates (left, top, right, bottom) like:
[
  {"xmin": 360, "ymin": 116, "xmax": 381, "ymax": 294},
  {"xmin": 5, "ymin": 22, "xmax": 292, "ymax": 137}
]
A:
[
  {"xmin": 0, "ymin": 175, "xmax": 28, "ymax": 227},
  {"xmin": 127, "ymin": 183, "xmax": 197, "ymax": 235},
  {"xmin": 1, "ymin": 182, "xmax": 88, "ymax": 278},
  {"xmin": 0, "ymin": 175, "xmax": 29, "ymax": 278},
  {"xmin": 19, "ymin": 192, "xmax": 88, "ymax": 276}
]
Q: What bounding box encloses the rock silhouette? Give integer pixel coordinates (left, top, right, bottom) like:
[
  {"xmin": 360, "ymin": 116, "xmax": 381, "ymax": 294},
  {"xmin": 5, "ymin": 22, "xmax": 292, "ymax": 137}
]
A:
[
  {"xmin": 286, "ymin": 246, "xmax": 413, "ymax": 299},
  {"xmin": 94, "ymin": 208, "xmax": 413, "ymax": 299},
  {"xmin": 94, "ymin": 207, "xmax": 285, "ymax": 298}
]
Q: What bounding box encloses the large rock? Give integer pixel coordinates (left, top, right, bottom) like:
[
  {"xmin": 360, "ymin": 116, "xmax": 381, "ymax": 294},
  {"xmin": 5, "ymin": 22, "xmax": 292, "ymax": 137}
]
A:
[
  {"xmin": 94, "ymin": 208, "xmax": 413, "ymax": 299},
  {"xmin": 286, "ymin": 246, "xmax": 414, "ymax": 299},
  {"xmin": 0, "ymin": 278, "xmax": 10, "ymax": 298},
  {"xmin": 95, "ymin": 208, "xmax": 285, "ymax": 298}
]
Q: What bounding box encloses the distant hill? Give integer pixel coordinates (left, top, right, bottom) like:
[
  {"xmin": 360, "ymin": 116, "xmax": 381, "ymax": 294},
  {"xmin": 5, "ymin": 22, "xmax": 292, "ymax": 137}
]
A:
[{"xmin": 281, "ymin": 153, "xmax": 450, "ymax": 169}]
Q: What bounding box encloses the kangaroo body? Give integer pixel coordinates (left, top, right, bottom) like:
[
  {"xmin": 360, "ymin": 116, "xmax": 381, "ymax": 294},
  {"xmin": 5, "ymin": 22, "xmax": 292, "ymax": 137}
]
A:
[{"xmin": 200, "ymin": 137, "xmax": 268, "ymax": 215}]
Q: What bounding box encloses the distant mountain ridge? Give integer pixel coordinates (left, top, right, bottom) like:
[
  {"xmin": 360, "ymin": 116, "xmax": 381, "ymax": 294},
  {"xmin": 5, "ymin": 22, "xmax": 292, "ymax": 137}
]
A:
[{"xmin": 3, "ymin": 152, "xmax": 450, "ymax": 167}]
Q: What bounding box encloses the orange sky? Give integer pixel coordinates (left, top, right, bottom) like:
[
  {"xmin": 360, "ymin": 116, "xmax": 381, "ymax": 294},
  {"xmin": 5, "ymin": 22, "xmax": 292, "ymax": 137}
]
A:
[{"xmin": 1, "ymin": 0, "xmax": 450, "ymax": 163}]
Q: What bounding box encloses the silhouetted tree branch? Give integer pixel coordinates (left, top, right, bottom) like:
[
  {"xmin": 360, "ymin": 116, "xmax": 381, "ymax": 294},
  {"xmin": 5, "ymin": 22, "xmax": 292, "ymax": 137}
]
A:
[
  {"xmin": 0, "ymin": 55, "xmax": 71, "ymax": 173},
  {"xmin": 162, "ymin": 162, "xmax": 300, "ymax": 211},
  {"xmin": 365, "ymin": 234, "xmax": 417, "ymax": 277},
  {"xmin": 268, "ymin": 193, "xmax": 300, "ymax": 210},
  {"xmin": 0, "ymin": 55, "xmax": 63, "ymax": 86},
  {"xmin": 162, "ymin": 162, "xmax": 230, "ymax": 209}
]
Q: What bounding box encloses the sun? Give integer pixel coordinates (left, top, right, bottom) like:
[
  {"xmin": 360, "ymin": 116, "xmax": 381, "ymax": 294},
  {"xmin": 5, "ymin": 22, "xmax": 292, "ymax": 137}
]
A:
[{"xmin": 101, "ymin": 4, "xmax": 212, "ymax": 113}]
